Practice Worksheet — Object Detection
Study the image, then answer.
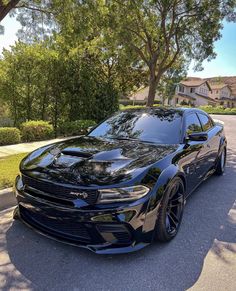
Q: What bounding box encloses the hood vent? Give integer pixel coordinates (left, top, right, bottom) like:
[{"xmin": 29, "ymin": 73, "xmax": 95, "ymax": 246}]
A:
[{"xmin": 61, "ymin": 148, "xmax": 92, "ymax": 158}]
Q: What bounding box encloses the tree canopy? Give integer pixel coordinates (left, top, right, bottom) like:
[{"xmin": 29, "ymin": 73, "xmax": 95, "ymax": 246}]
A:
[
  {"xmin": 105, "ymin": 0, "xmax": 236, "ymax": 105},
  {"xmin": 0, "ymin": 0, "xmax": 235, "ymax": 126}
]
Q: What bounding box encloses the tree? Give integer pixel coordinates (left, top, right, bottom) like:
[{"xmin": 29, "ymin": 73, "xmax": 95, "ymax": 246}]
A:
[
  {"xmin": 0, "ymin": 0, "xmax": 56, "ymax": 40},
  {"xmin": 157, "ymin": 58, "xmax": 188, "ymax": 105},
  {"xmin": 0, "ymin": 42, "xmax": 52, "ymax": 125},
  {"xmin": 0, "ymin": 0, "xmax": 20, "ymax": 22},
  {"xmin": 0, "ymin": 40, "xmax": 119, "ymax": 129},
  {"xmin": 5, "ymin": 0, "xmax": 236, "ymax": 110},
  {"xmin": 14, "ymin": 0, "xmax": 56, "ymax": 43},
  {"xmin": 107, "ymin": 0, "xmax": 236, "ymax": 106}
]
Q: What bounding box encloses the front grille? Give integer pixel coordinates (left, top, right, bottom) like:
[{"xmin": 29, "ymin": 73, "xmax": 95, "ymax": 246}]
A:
[
  {"xmin": 20, "ymin": 206, "xmax": 91, "ymax": 243},
  {"xmin": 22, "ymin": 175, "xmax": 98, "ymax": 205}
]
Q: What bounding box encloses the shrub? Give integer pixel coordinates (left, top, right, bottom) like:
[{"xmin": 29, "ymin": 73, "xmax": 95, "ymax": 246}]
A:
[
  {"xmin": 199, "ymin": 105, "xmax": 236, "ymax": 115},
  {"xmin": 21, "ymin": 120, "xmax": 54, "ymax": 142},
  {"xmin": 119, "ymin": 99, "xmax": 161, "ymax": 106},
  {"xmin": 120, "ymin": 104, "xmax": 236, "ymax": 115},
  {"xmin": 59, "ymin": 120, "xmax": 97, "ymax": 136},
  {"xmin": 119, "ymin": 104, "xmax": 162, "ymax": 110},
  {"xmin": 0, "ymin": 127, "xmax": 21, "ymax": 145}
]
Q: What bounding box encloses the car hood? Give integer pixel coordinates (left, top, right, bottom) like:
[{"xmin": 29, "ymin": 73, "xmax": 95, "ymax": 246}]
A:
[{"xmin": 20, "ymin": 136, "xmax": 178, "ymax": 186}]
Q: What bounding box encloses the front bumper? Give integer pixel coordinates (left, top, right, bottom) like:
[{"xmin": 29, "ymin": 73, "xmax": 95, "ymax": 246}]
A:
[{"xmin": 14, "ymin": 175, "xmax": 156, "ymax": 254}]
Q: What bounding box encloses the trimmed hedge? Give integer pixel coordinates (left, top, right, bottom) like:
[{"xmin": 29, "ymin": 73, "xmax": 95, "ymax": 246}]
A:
[
  {"xmin": 21, "ymin": 120, "xmax": 54, "ymax": 142},
  {"xmin": 120, "ymin": 104, "xmax": 236, "ymax": 115},
  {"xmin": 119, "ymin": 99, "xmax": 161, "ymax": 106},
  {"xmin": 120, "ymin": 104, "xmax": 161, "ymax": 110},
  {"xmin": 0, "ymin": 127, "xmax": 21, "ymax": 145},
  {"xmin": 59, "ymin": 120, "xmax": 96, "ymax": 136},
  {"xmin": 199, "ymin": 105, "xmax": 236, "ymax": 115}
]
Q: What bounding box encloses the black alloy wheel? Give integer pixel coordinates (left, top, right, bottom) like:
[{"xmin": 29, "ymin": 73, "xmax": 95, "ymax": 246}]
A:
[{"xmin": 154, "ymin": 177, "xmax": 185, "ymax": 242}]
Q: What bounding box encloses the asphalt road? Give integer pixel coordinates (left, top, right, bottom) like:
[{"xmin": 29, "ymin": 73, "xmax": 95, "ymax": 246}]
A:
[{"xmin": 0, "ymin": 115, "xmax": 236, "ymax": 291}]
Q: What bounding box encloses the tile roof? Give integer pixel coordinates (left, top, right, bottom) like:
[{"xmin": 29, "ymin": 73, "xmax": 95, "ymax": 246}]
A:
[
  {"xmin": 205, "ymin": 76, "xmax": 236, "ymax": 96},
  {"xmin": 180, "ymin": 79, "xmax": 205, "ymax": 87},
  {"xmin": 210, "ymin": 84, "xmax": 228, "ymax": 90},
  {"xmin": 180, "ymin": 78, "xmax": 212, "ymax": 90}
]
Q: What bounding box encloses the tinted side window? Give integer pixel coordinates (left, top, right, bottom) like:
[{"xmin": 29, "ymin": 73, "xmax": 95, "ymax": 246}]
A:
[
  {"xmin": 198, "ymin": 113, "xmax": 213, "ymax": 131},
  {"xmin": 185, "ymin": 113, "xmax": 202, "ymax": 135}
]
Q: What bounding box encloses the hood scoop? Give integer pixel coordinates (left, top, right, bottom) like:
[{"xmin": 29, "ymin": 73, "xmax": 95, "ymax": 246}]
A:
[{"xmin": 61, "ymin": 148, "xmax": 92, "ymax": 158}]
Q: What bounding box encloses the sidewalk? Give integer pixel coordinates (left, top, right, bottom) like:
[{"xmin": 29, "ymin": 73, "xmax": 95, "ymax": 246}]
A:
[{"xmin": 0, "ymin": 137, "xmax": 73, "ymax": 158}]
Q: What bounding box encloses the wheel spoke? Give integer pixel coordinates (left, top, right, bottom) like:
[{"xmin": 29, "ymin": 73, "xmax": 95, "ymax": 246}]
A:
[
  {"xmin": 165, "ymin": 180, "xmax": 184, "ymax": 234},
  {"xmin": 169, "ymin": 183, "xmax": 179, "ymax": 200},
  {"xmin": 167, "ymin": 213, "xmax": 178, "ymax": 227},
  {"xmin": 169, "ymin": 194, "xmax": 184, "ymax": 208},
  {"xmin": 169, "ymin": 210, "xmax": 179, "ymax": 223}
]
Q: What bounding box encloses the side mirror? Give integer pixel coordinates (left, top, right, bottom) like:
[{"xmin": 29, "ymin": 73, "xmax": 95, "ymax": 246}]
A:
[
  {"xmin": 186, "ymin": 132, "xmax": 208, "ymax": 142},
  {"xmin": 87, "ymin": 126, "xmax": 93, "ymax": 133}
]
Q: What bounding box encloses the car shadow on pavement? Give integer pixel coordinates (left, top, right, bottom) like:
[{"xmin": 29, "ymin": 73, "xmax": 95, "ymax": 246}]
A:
[{"xmin": 2, "ymin": 149, "xmax": 236, "ymax": 291}]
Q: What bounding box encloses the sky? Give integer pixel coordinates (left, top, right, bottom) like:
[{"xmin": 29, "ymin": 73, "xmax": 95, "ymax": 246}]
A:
[
  {"xmin": 0, "ymin": 16, "xmax": 21, "ymax": 53},
  {"xmin": 0, "ymin": 15, "xmax": 236, "ymax": 78},
  {"xmin": 188, "ymin": 21, "xmax": 236, "ymax": 78}
]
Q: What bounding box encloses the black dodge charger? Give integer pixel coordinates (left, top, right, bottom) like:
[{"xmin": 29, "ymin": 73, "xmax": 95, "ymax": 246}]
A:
[{"xmin": 14, "ymin": 107, "xmax": 227, "ymax": 254}]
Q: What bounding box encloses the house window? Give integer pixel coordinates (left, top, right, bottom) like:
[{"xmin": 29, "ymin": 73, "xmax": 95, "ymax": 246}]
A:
[
  {"xmin": 216, "ymin": 90, "xmax": 218, "ymax": 94},
  {"xmin": 178, "ymin": 85, "xmax": 184, "ymax": 93},
  {"xmin": 176, "ymin": 98, "xmax": 179, "ymax": 104},
  {"xmin": 190, "ymin": 88, "xmax": 195, "ymax": 93},
  {"xmin": 199, "ymin": 87, "xmax": 207, "ymax": 95}
]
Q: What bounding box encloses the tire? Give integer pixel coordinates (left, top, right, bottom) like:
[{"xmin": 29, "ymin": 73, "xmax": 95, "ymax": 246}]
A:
[
  {"xmin": 215, "ymin": 146, "xmax": 226, "ymax": 175},
  {"xmin": 154, "ymin": 177, "xmax": 185, "ymax": 242}
]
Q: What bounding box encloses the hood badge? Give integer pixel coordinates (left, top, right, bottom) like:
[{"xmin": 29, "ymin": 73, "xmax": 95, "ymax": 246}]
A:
[{"xmin": 70, "ymin": 191, "xmax": 88, "ymax": 199}]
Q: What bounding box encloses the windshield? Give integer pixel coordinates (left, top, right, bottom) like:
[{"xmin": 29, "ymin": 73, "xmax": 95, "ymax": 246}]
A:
[{"xmin": 89, "ymin": 109, "xmax": 183, "ymax": 144}]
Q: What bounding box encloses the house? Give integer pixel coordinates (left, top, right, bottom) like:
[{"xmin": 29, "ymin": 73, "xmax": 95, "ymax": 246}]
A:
[
  {"xmin": 170, "ymin": 78, "xmax": 215, "ymax": 106},
  {"xmin": 208, "ymin": 83, "xmax": 236, "ymax": 108},
  {"xmin": 128, "ymin": 76, "xmax": 236, "ymax": 108},
  {"xmin": 129, "ymin": 86, "xmax": 160, "ymax": 101}
]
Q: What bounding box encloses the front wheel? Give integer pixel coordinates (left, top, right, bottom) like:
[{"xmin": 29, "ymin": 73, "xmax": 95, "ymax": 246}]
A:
[
  {"xmin": 154, "ymin": 177, "xmax": 185, "ymax": 242},
  {"xmin": 215, "ymin": 146, "xmax": 226, "ymax": 175}
]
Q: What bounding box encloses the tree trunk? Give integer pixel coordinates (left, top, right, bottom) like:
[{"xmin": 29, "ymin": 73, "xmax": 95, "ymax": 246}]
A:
[
  {"xmin": 146, "ymin": 78, "xmax": 156, "ymax": 107},
  {"xmin": 147, "ymin": 71, "xmax": 162, "ymax": 107},
  {"xmin": 146, "ymin": 60, "xmax": 163, "ymax": 107}
]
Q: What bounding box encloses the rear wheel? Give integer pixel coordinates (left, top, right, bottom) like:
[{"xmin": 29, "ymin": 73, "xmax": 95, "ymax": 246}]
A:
[
  {"xmin": 215, "ymin": 146, "xmax": 226, "ymax": 175},
  {"xmin": 154, "ymin": 177, "xmax": 185, "ymax": 242}
]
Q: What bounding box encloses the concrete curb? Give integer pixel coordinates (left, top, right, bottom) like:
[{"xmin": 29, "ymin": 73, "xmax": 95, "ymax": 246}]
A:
[{"xmin": 0, "ymin": 188, "xmax": 16, "ymax": 211}]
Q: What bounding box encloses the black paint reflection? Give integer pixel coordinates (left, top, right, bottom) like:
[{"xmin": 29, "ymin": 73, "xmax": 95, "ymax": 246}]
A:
[{"xmin": 21, "ymin": 135, "xmax": 178, "ymax": 186}]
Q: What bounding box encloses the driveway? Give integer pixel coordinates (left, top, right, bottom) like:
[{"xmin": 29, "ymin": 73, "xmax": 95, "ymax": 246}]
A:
[
  {"xmin": 0, "ymin": 115, "xmax": 236, "ymax": 291},
  {"xmin": 0, "ymin": 137, "xmax": 74, "ymax": 158}
]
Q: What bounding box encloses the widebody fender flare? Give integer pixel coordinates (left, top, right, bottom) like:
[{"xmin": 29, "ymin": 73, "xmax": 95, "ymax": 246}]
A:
[{"xmin": 142, "ymin": 164, "xmax": 186, "ymax": 236}]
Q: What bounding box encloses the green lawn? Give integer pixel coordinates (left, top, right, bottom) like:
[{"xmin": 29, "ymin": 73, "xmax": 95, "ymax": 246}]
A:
[{"xmin": 0, "ymin": 153, "xmax": 28, "ymax": 190}]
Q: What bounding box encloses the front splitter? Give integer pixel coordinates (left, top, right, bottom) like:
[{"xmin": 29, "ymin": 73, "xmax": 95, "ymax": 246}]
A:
[{"xmin": 13, "ymin": 206, "xmax": 149, "ymax": 255}]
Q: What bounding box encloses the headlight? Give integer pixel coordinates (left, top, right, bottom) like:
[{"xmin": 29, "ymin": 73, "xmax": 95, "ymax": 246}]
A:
[{"xmin": 97, "ymin": 185, "xmax": 150, "ymax": 204}]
